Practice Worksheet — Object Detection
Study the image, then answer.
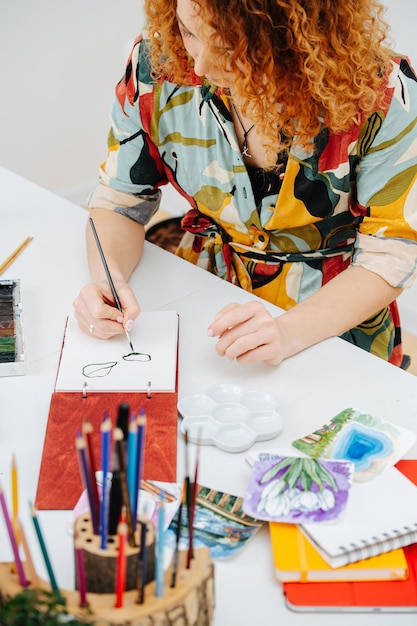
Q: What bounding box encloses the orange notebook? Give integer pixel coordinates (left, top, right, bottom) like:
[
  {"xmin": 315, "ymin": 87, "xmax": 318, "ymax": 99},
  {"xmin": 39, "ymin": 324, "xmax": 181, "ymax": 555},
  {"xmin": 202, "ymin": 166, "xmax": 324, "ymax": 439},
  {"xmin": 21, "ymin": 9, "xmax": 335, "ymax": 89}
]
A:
[{"xmin": 269, "ymin": 522, "xmax": 408, "ymax": 582}]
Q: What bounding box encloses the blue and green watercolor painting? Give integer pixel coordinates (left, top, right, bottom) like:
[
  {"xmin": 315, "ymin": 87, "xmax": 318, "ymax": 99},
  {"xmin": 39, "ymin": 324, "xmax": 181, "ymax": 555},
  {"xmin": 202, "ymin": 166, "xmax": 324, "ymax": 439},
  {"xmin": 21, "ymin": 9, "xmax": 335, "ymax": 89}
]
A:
[{"xmin": 292, "ymin": 407, "xmax": 416, "ymax": 482}]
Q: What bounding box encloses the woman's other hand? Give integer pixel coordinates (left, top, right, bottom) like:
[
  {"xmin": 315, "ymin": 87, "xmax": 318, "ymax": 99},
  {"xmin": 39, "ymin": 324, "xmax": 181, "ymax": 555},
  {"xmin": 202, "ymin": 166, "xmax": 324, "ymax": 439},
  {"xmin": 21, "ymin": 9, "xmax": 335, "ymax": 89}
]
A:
[{"xmin": 207, "ymin": 301, "xmax": 286, "ymax": 365}]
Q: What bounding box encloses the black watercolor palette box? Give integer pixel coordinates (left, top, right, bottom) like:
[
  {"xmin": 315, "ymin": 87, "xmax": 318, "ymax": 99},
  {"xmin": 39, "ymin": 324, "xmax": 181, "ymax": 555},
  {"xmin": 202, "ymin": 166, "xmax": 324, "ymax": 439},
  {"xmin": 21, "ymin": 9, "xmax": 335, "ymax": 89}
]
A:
[{"xmin": 0, "ymin": 279, "xmax": 25, "ymax": 376}]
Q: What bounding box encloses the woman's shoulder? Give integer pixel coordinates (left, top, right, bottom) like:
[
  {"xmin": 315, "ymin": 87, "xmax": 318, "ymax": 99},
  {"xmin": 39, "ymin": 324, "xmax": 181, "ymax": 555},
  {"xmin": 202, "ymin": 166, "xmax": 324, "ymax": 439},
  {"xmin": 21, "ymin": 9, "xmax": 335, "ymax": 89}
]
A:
[
  {"xmin": 381, "ymin": 52, "xmax": 417, "ymax": 113},
  {"xmin": 390, "ymin": 53, "xmax": 417, "ymax": 81},
  {"xmin": 355, "ymin": 53, "xmax": 417, "ymax": 158}
]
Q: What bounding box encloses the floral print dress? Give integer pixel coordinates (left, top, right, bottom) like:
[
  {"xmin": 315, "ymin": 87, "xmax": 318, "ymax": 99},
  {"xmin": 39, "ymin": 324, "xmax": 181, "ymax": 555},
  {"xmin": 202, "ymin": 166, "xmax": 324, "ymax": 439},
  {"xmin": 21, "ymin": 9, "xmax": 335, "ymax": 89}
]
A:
[{"xmin": 89, "ymin": 35, "xmax": 417, "ymax": 366}]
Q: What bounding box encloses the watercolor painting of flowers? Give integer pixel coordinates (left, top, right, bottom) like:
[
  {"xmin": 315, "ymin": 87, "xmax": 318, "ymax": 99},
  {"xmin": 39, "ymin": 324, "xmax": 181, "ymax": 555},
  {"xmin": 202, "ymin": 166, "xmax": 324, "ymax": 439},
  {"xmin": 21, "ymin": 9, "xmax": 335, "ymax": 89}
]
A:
[{"xmin": 243, "ymin": 455, "xmax": 353, "ymax": 524}]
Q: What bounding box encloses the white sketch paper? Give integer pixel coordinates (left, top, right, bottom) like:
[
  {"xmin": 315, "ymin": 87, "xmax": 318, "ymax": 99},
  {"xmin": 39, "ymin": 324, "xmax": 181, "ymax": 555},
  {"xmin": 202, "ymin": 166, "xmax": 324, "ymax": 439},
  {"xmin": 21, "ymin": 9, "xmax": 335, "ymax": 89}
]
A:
[{"xmin": 55, "ymin": 311, "xmax": 178, "ymax": 392}]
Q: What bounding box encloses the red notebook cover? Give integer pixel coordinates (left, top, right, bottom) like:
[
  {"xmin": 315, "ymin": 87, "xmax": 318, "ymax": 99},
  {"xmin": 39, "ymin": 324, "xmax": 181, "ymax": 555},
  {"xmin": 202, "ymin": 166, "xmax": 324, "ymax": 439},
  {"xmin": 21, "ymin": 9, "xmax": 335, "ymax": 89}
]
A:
[
  {"xmin": 283, "ymin": 459, "xmax": 417, "ymax": 612},
  {"xmin": 35, "ymin": 390, "xmax": 178, "ymax": 510}
]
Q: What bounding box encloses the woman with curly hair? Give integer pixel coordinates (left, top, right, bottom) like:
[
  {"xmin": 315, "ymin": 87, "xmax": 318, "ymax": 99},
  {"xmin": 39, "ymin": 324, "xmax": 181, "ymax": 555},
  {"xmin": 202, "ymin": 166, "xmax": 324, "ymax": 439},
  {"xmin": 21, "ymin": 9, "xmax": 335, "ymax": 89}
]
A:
[{"xmin": 74, "ymin": 0, "xmax": 417, "ymax": 368}]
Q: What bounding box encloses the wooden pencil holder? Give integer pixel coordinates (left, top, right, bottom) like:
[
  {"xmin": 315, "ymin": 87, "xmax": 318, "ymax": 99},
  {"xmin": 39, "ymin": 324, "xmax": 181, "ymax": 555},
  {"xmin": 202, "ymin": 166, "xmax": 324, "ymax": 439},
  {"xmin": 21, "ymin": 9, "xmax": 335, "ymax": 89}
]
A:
[
  {"xmin": 0, "ymin": 548, "xmax": 214, "ymax": 626},
  {"xmin": 74, "ymin": 513, "xmax": 155, "ymax": 593}
]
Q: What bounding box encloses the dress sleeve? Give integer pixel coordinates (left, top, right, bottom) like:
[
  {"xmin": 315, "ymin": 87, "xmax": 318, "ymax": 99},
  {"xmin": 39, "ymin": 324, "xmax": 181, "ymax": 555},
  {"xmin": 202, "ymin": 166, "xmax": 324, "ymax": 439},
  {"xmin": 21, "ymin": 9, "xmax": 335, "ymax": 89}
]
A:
[
  {"xmin": 88, "ymin": 35, "xmax": 167, "ymax": 225},
  {"xmin": 351, "ymin": 57, "xmax": 417, "ymax": 288}
]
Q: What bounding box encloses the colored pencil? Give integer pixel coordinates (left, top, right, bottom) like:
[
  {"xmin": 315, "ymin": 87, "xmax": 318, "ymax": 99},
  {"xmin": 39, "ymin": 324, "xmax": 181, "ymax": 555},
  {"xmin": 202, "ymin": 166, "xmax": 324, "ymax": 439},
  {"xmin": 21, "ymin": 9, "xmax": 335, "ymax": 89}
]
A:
[
  {"xmin": 30, "ymin": 502, "xmax": 59, "ymax": 594},
  {"xmin": 127, "ymin": 414, "xmax": 138, "ymax": 517},
  {"xmin": 10, "ymin": 454, "xmax": 19, "ymax": 576},
  {"xmin": 137, "ymin": 520, "xmax": 148, "ymax": 604},
  {"xmin": 0, "ymin": 483, "xmax": 28, "ymax": 587},
  {"xmin": 74, "ymin": 531, "xmax": 88, "ymax": 607},
  {"xmin": 114, "ymin": 427, "xmax": 136, "ymax": 547},
  {"xmin": 100, "ymin": 414, "xmax": 112, "ymax": 550},
  {"xmin": 108, "ymin": 470, "xmax": 123, "ymax": 536},
  {"xmin": 11, "ymin": 454, "xmax": 18, "ymax": 523},
  {"xmin": 139, "ymin": 479, "xmax": 176, "ymax": 503},
  {"xmin": 117, "ymin": 402, "xmax": 130, "ymax": 440},
  {"xmin": 115, "ymin": 510, "xmax": 127, "ymax": 608},
  {"xmin": 155, "ymin": 495, "xmax": 165, "ymax": 597},
  {"xmin": 15, "ymin": 518, "xmax": 38, "ymax": 586},
  {"xmin": 133, "ymin": 409, "xmax": 146, "ymax": 523},
  {"xmin": 82, "ymin": 418, "xmax": 100, "ymax": 523},
  {"xmin": 75, "ymin": 430, "xmax": 99, "ymax": 534},
  {"xmin": 0, "ymin": 236, "xmax": 33, "ymax": 275}
]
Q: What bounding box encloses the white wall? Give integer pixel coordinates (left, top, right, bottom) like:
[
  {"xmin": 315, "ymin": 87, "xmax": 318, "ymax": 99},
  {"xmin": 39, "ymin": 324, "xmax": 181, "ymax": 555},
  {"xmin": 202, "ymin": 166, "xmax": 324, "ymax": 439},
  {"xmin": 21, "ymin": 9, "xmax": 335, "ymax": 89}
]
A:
[
  {"xmin": 1, "ymin": 0, "xmax": 416, "ymax": 329},
  {"xmin": 1, "ymin": 0, "xmax": 146, "ymax": 203}
]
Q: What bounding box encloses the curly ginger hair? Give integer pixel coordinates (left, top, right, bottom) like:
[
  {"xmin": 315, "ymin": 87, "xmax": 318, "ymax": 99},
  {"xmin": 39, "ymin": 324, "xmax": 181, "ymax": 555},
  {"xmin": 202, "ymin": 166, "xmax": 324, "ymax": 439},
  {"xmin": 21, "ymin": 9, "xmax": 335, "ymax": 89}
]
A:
[{"xmin": 145, "ymin": 0, "xmax": 392, "ymax": 167}]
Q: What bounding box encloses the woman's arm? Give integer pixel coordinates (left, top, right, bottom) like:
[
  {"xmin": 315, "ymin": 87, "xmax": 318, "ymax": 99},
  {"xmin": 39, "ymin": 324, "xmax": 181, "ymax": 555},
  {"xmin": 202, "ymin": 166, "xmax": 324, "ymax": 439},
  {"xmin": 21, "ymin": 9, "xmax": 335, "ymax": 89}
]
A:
[
  {"xmin": 208, "ymin": 265, "xmax": 403, "ymax": 365},
  {"xmin": 73, "ymin": 208, "xmax": 144, "ymax": 339},
  {"xmin": 87, "ymin": 207, "xmax": 145, "ymax": 285},
  {"xmin": 73, "ymin": 34, "xmax": 166, "ymax": 339}
]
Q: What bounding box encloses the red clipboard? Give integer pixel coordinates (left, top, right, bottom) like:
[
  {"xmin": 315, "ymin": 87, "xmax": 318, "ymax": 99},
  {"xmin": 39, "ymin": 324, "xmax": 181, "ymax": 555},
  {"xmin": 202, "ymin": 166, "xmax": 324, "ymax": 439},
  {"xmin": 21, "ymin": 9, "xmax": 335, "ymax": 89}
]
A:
[
  {"xmin": 283, "ymin": 460, "xmax": 417, "ymax": 613},
  {"xmin": 35, "ymin": 314, "xmax": 179, "ymax": 510},
  {"xmin": 35, "ymin": 391, "xmax": 178, "ymax": 510}
]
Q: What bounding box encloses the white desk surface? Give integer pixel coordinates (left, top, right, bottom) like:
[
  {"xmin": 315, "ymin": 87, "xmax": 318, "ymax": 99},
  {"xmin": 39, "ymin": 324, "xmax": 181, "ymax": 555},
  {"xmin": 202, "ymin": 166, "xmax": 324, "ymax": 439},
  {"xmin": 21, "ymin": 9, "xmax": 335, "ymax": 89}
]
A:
[{"xmin": 1, "ymin": 166, "xmax": 417, "ymax": 625}]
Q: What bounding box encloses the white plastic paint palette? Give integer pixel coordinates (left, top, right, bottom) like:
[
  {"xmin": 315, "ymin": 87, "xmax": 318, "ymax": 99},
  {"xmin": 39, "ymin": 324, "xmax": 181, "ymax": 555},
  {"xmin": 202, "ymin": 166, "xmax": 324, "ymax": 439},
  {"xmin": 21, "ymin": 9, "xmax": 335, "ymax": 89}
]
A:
[{"xmin": 178, "ymin": 384, "xmax": 284, "ymax": 453}]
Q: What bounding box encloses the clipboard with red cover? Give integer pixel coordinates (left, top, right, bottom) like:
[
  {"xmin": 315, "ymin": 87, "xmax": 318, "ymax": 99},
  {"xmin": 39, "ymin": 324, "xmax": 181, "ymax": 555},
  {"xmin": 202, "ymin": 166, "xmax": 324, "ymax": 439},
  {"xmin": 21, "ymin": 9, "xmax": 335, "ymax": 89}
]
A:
[{"xmin": 35, "ymin": 311, "xmax": 179, "ymax": 510}]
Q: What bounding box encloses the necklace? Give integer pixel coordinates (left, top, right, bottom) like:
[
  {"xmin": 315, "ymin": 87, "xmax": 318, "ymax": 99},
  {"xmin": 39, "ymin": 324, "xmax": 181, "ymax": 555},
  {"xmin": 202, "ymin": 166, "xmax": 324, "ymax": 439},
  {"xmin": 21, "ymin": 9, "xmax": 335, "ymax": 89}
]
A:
[{"xmin": 231, "ymin": 103, "xmax": 255, "ymax": 158}]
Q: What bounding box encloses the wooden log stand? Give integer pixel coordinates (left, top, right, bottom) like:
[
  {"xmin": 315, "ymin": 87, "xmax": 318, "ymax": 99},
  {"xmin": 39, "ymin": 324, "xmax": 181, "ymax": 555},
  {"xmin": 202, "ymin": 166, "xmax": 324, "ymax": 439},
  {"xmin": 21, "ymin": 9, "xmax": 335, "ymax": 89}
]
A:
[
  {"xmin": 0, "ymin": 516, "xmax": 215, "ymax": 625},
  {"xmin": 74, "ymin": 514, "xmax": 155, "ymax": 593}
]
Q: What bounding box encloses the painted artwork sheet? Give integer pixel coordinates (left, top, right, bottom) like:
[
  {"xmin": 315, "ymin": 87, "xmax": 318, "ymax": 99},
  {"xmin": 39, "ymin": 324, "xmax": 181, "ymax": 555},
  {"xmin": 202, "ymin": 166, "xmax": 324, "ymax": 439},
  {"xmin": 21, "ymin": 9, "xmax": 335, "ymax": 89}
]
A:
[
  {"xmin": 55, "ymin": 311, "xmax": 178, "ymax": 392},
  {"xmin": 164, "ymin": 484, "xmax": 264, "ymax": 559},
  {"xmin": 292, "ymin": 408, "xmax": 416, "ymax": 482},
  {"xmin": 242, "ymin": 455, "xmax": 354, "ymax": 524}
]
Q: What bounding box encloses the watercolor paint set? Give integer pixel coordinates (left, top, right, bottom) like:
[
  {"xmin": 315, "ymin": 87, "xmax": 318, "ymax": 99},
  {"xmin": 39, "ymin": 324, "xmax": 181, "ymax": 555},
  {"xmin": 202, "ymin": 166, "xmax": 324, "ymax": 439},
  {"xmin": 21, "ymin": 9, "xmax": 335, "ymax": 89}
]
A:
[{"xmin": 0, "ymin": 279, "xmax": 25, "ymax": 376}]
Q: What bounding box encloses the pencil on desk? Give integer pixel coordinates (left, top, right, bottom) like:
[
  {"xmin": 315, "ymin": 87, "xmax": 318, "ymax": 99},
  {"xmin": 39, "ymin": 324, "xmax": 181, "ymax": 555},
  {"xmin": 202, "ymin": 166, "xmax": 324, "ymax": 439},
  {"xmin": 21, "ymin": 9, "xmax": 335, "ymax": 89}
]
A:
[{"xmin": 0, "ymin": 236, "xmax": 33, "ymax": 275}]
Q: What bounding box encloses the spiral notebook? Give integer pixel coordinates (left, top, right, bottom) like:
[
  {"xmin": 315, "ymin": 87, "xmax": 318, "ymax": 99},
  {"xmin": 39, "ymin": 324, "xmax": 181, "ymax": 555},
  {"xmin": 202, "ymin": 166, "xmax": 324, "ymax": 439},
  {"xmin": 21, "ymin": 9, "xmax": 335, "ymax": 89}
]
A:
[{"xmin": 300, "ymin": 464, "xmax": 417, "ymax": 568}]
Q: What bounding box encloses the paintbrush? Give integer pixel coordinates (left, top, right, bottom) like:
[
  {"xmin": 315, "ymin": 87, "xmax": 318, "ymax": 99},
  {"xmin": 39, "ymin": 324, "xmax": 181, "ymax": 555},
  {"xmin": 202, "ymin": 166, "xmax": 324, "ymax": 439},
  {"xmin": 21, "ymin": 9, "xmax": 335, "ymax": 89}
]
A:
[{"xmin": 88, "ymin": 217, "xmax": 134, "ymax": 352}]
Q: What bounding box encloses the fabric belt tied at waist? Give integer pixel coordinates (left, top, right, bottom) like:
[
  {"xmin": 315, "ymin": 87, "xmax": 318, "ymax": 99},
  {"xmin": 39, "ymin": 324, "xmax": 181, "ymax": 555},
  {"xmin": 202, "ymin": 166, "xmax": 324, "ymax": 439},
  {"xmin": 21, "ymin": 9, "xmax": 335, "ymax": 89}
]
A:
[{"xmin": 181, "ymin": 209, "xmax": 355, "ymax": 264}]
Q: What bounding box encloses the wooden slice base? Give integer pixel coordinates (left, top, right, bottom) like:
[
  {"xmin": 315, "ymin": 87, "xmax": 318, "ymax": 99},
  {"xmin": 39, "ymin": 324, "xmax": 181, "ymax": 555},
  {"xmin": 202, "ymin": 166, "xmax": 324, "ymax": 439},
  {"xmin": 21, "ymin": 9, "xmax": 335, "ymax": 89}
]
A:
[{"xmin": 0, "ymin": 548, "xmax": 214, "ymax": 626}]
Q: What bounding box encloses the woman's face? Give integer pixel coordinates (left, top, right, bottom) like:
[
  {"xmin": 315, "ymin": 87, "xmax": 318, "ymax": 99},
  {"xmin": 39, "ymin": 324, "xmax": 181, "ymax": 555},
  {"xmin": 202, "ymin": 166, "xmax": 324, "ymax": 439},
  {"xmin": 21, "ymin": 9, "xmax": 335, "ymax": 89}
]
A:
[{"xmin": 176, "ymin": 0, "xmax": 234, "ymax": 87}]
